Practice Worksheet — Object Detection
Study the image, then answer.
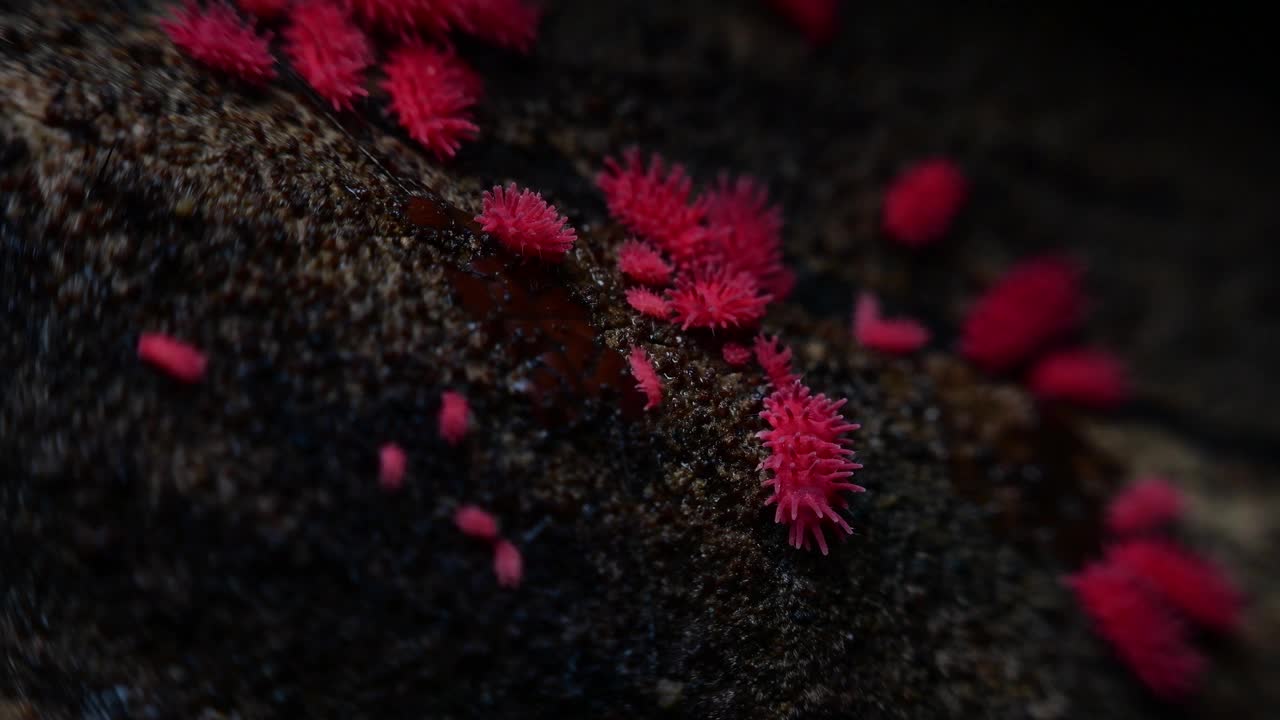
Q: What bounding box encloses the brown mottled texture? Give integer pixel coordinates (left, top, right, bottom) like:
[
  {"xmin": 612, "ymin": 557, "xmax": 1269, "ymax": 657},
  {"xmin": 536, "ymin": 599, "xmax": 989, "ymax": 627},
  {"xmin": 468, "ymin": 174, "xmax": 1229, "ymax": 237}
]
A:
[{"xmin": 2, "ymin": 1, "xmax": 1277, "ymax": 719}]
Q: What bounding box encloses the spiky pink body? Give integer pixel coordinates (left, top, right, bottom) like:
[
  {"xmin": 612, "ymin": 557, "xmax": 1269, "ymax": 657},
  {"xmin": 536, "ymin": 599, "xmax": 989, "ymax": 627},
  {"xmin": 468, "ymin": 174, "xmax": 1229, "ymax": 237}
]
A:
[
  {"xmin": 161, "ymin": 2, "xmax": 277, "ymax": 85},
  {"xmin": 455, "ymin": 505, "xmax": 501, "ymax": 541},
  {"xmin": 625, "ymin": 287, "xmax": 672, "ymax": 319},
  {"xmin": 1107, "ymin": 540, "xmax": 1243, "ymax": 633},
  {"xmin": 1028, "ymin": 348, "xmax": 1129, "ymax": 409},
  {"xmin": 382, "ymin": 44, "xmax": 481, "ymax": 159},
  {"xmin": 628, "ymin": 346, "xmax": 662, "ymax": 410},
  {"xmin": 438, "ymin": 390, "xmax": 470, "ymax": 445},
  {"xmin": 753, "ymin": 334, "xmax": 797, "ymax": 388},
  {"xmin": 598, "ymin": 149, "xmax": 709, "ymax": 262},
  {"xmin": 476, "ymin": 183, "xmax": 577, "ymax": 259},
  {"xmin": 853, "ymin": 291, "xmax": 930, "ymax": 354},
  {"xmin": 238, "ymin": 0, "xmax": 290, "ymax": 19},
  {"xmin": 668, "ymin": 267, "xmax": 770, "ymax": 330},
  {"xmin": 961, "ymin": 256, "xmax": 1083, "ymax": 373},
  {"xmin": 617, "ymin": 240, "xmax": 673, "ymax": 286},
  {"xmin": 1106, "ymin": 477, "xmax": 1184, "ymax": 536},
  {"xmin": 493, "ymin": 539, "xmax": 523, "ymax": 587},
  {"xmin": 758, "ymin": 382, "xmax": 863, "ymax": 554},
  {"xmin": 285, "ymin": 1, "xmax": 373, "ymax": 110},
  {"xmin": 704, "ymin": 174, "xmax": 791, "ymax": 298},
  {"xmin": 722, "ymin": 342, "xmax": 752, "ymax": 366},
  {"xmin": 138, "ymin": 332, "xmax": 208, "ymax": 383},
  {"xmin": 882, "ymin": 158, "xmax": 968, "ymax": 248},
  {"xmin": 378, "ymin": 442, "xmax": 407, "ymax": 491},
  {"xmin": 451, "ymin": 0, "xmax": 541, "ymax": 53},
  {"xmin": 1069, "ymin": 562, "xmax": 1204, "ymax": 699}
]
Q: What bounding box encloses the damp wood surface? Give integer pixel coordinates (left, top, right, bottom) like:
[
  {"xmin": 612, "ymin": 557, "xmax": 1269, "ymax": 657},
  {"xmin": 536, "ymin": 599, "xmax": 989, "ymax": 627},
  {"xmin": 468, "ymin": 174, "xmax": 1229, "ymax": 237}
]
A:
[{"xmin": 2, "ymin": 1, "xmax": 1279, "ymax": 718}]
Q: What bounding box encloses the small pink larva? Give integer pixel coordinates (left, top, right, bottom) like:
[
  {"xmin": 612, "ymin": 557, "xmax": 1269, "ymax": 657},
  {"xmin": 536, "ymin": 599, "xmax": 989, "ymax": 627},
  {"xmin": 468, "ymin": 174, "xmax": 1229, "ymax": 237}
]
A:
[
  {"xmin": 617, "ymin": 240, "xmax": 673, "ymax": 286},
  {"xmin": 284, "ymin": 1, "xmax": 373, "ymax": 111},
  {"xmin": 722, "ymin": 342, "xmax": 752, "ymax": 366},
  {"xmin": 476, "ymin": 183, "xmax": 578, "ymax": 260},
  {"xmin": 1068, "ymin": 561, "xmax": 1204, "ymax": 699},
  {"xmin": 1106, "ymin": 477, "xmax": 1185, "ymax": 536},
  {"xmin": 493, "ymin": 539, "xmax": 523, "ymax": 588},
  {"xmin": 852, "ymin": 291, "xmax": 930, "ymax": 355},
  {"xmin": 454, "ymin": 504, "xmax": 500, "ymax": 541},
  {"xmin": 378, "ymin": 443, "xmax": 407, "ymax": 491},
  {"xmin": 137, "ymin": 332, "xmax": 208, "ymax": 383},
  {"xmin": 1106, "ymin": 539, "xmax": 1243, "ymax": 634},
  {"xmin": 627, "ymin": 346, "xmax": 663, "ymax": 410},
  {"xmin": 882, "ymin": 158, "xmax": 968, "ymax": 248},
  {"xmin": 753, "ymin": 333, "xmax": 797, "ymax": 388},
  {"xmin": 625, "ymin": 287, "xmax": 673, "ymax": 319},
  {"xmin": 160, "ymin": 1, "xmax": 278, "ymax": 85},
  {"xmin": 438, "ymin": 391, "xmax": 470, "ymax": 445}
]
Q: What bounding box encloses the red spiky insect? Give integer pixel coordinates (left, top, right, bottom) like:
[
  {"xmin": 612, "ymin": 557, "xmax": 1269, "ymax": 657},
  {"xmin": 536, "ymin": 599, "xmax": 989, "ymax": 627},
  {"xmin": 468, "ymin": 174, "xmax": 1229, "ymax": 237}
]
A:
[
  {"xmin": 493, "ymin": 539, "xmax": 523, "ymax": 588},
  {"xmin": 753, "ymin": 333, "xmax": 797, "ymax": 388},
  {"xmin": 852, "ymin": 291, "xmax": 930, "ymax": 355},
  {"xmin": 960, "ymin": 255, "xmax": 1083, "ymax": 373},
  {"xmin": 882, "ymin": 158, "xmax": 968, "ymax": 248},
  {"xmin": 597, "ymin": 148, "xmax": 710, "ymax": 262},
  {"xmin": 1068, "ymin": 561, "xmax": 1204, "ymax": 700},
  {"xmin": 1107, "ymin": 539, "xmax": 1243, "ymax": 633},
  {"xmin": 722, "ymin": 342, "xmax": 752, "ymax": 366},
  {"xmin": 238, "ymin": 0, "xmax": 290, "ymax": 20},
  {"xmin": 285, "ymin": 1, "xmax": 373, "ymax": 110},
  {"xmin": 625, "ymin": 287, "xmax": 672, "ymax": 319},
  {"xmin": 1028, "ymin": 348, "xmax": 1129, "ymax": 409},
  {"xmin": 668, "ymin": 266, "xmax": 770, "ymax": 330},
  {"xmin": 438, "ymin": 390, "xmax": 470, "ymax": 445},
  {"xmin": 382, "ymin": 43, "xmax": 482, "ymax": 159},
  {"xmin": 476, "ymin": 183, "xmax": 577, "ymax": 260},
  {"xmin": 617, "ymin": 240, "xmax": 673, "ymax": 286},
  {"xmin": 455, "ymin": 504, "xmax": 501, "ymax": 541},
  {"xmin": 161, "ymin": 1, "xmax": 277, "ymax": 85},
  {"xmin": 628, "ymin": 346, "xmax": 662, "ymax": 410},
  {"xmin": 1106, "ymin": 476, "xmax": 1184, "ymax": 537},
  {"xmin": 704, "ymin": 174, "xmax": 792, "ymax": 298},
  {"xmin": 758, "ymin": 381, "xmax": 864, "ymax": 554},
  {"xmin": 450, "ymin": 0, "xmax": 541, "ymax": 53},
  {"xmin": 137, "ymin": 332, "xmax": 208, "ymax": 383},
  {"xmin": 378, "ymin": 442, "xmax": 407, "ymax": 491}
]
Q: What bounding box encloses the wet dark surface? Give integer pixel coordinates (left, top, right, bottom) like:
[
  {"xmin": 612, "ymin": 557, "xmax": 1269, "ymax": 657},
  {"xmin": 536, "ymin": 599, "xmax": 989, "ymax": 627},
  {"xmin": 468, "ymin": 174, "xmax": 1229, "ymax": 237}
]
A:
[{"xmin": 2, "ymin": 1, "xmax": 1278, "ymax": 718}]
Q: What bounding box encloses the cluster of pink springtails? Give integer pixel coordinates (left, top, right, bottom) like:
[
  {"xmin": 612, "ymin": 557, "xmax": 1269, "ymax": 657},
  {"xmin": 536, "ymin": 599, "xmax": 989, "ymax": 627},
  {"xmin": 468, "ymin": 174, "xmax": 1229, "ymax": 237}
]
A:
[
  {"xmin": 149, "ymin": 5, "xmax": 1243, "ymax": 703},
  {"xmin": 161, "ymin": 0, "xmax": 539, "ymax": 159},
  {"xmin": 1071, "ymin": 478, "xmax": 1242, "ymax": 699},
  {"xmin": 137, "ymin": 331, "xmax": 522, "ymax": 587}
]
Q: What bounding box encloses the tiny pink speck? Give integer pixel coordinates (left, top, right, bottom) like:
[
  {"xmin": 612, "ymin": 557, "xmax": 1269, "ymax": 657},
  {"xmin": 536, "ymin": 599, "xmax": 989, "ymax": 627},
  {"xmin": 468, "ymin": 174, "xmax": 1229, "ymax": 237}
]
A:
[
  {"xmin": 722, "ymin": 342, "xmax": 752, "ymax": 366},
  {"xmin": 377, "ymin": 443, "xmax": 407, "ymax": 491},
  {"xmin": 455, "ymin": 505, "xmax": 500, "ymax": 541},
  {"xmin": 882, "ymin": 158, "xmax": 968, "ymax": 248},
  {"xmin": 1107, "ymin": 477, "xmax": 1184, "ymax": 536},
  {"xmin": 137, "ymin": 332, "xmax": 207, "ymax": 382},
  {"xmin": 493, "ymin": 539, "xmax": 523, "ymax": 588},
  {"xmin": 852, "ymin": 291, "xmax": 930, "ymax": 355},
  {"xmin": 627, "ymin": 346, "xmax": 663, "ymax": 410},
  {"xmin": 439, "ymin": 391, "xmax": 470, "ymax": 446}
]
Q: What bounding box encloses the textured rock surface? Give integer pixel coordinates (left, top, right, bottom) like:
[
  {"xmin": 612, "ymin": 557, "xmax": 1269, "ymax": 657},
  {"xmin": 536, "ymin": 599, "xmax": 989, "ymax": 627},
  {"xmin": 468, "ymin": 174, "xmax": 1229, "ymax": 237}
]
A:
[{"xmin": 2, "ymin": 1, "xmax": 1277, "ymax": 718}]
